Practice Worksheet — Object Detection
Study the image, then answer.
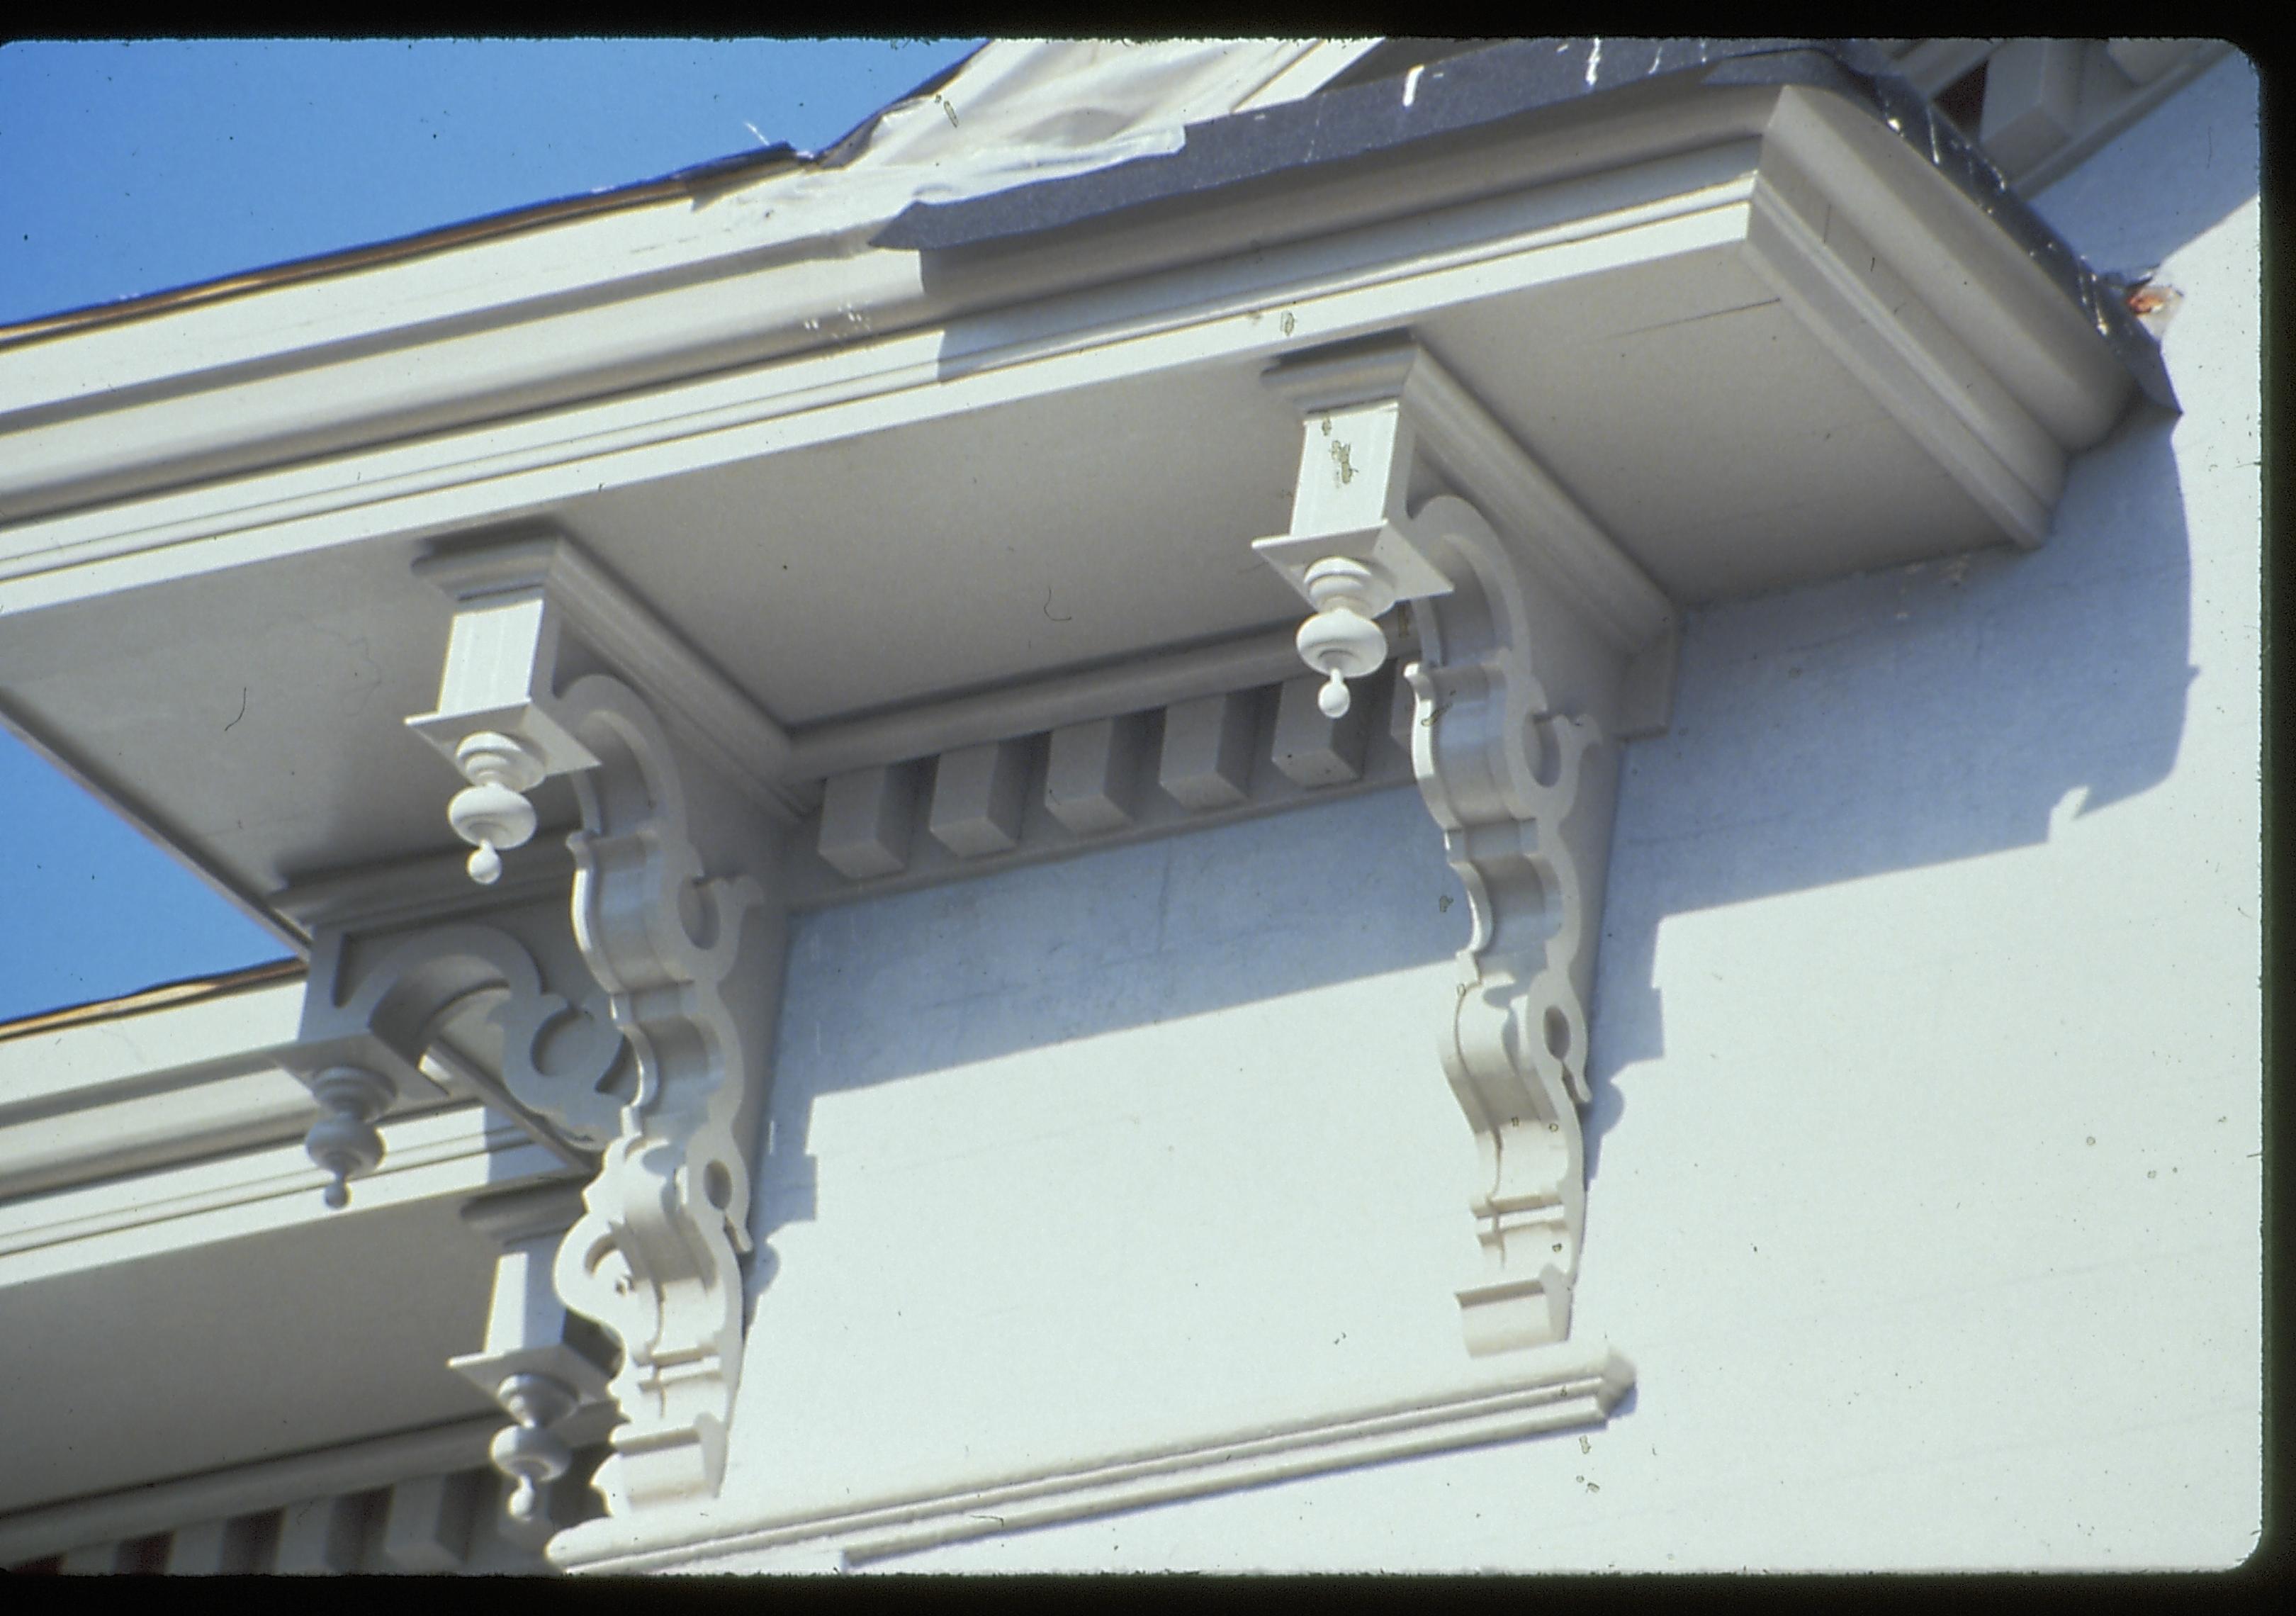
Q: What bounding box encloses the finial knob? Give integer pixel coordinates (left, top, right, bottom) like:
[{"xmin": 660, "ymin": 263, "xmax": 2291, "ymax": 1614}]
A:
[
  {"xmin": 1295, "ymin": 592, "xmax": 1389, "ymax": 721},
  {"xmin": 446, "ymin": 732, "xmax": 546, "ymax": 887},
  {"xmin": 303, "ymin": 1066, "xmax": 393, "ymax": 1210},
  {"xmin": 490, "ymin": 1373, "xmax": 578, "ymax": 1525}
]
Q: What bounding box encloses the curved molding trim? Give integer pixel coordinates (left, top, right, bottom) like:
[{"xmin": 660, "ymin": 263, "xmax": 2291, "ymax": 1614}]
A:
[{"xmin": 549, "ymin": 1341, "xmax": 1633, "ymax": 1574}]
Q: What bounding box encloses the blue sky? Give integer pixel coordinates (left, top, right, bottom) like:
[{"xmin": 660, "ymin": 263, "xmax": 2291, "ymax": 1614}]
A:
[{"xmin": 0, "ymin": 38, "xmax": 982, "ymax": 1023}]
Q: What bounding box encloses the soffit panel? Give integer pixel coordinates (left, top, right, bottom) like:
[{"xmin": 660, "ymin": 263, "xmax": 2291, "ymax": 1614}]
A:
[
  {"xmin": 1, "ymin": 199, "xmax": 2025, "ymax": 907},
  {"xmin": 0, "ymin": 539, "xmax": 481, "ymax": 896},
  {"xmin": 1421, "ymin": 275, "xmax": 2001, "ymax": 602},
  {"xmin": 559, "ymin": 360, "xmax": 1307, "ymax": 727},
  {"xmin": 0, "ymin": 1191, "xmax": 500, "ymax": 1515}
]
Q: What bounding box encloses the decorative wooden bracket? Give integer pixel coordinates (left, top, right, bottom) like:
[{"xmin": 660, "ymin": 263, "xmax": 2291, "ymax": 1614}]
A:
[
  {"xmin": 392, "ymin": 533, "xmax": 794, "ymax": 1522},
  {"xmin": 1259, "ymin": 337, "xmax": 1676, "ymax": 1355},
  {"xmin": 285, "ymin": 884, "xmax": 633, "ymax": 1205}
]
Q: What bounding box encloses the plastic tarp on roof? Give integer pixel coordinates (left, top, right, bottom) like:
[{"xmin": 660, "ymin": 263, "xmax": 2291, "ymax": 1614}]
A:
[
  {"xmin": 731, "ymin": 40, "xmax": 1347, "ymax": 242},
  {"xmin": 848, "ymin": 40, "xmax": 1333, "ymax": 187}
]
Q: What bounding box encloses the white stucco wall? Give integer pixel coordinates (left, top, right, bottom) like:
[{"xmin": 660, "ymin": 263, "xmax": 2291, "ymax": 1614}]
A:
[
  {"xmin": 731, "ymin": 785, "xmax": 1483, "ymax": 1513},
  {"xmin": 711, "ymin": 54, "xmax": 2260, "ymax": 1573}
]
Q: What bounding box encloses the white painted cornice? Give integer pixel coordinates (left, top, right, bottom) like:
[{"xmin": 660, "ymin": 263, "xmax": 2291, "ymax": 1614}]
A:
[
  {"xmin": 0, "ymin": 44, "xmax": 2186, "ymax": 1562},
  {"xmin": 0, "ymin": 65, "xmax": 2149, "ymax": 605},
  {"xmin": 0, "ymin": 145, "xmax": 1768, "ymax": 607}
]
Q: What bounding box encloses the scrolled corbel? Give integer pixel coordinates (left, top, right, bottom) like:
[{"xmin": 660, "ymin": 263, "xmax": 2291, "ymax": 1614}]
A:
[
  {"xmin": 407, "ymin": 534, "xmax": 789, "ymax": 1525},
  {"xmin": 1258, "ymin": 336, "xmax": 1670, "ymax": 1361},
  {"xmin": 543, "ymin": 672, "xmax": 771, "ymax": 1517}
]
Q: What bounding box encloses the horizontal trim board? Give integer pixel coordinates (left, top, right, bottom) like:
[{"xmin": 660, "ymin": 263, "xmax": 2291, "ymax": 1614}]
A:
[
  {"xmin": 0, "ymin": 980, "xmax": 304, "ymax": 1120},
  {"xmin": 551, "ymin": 1340, "xmax": 1633, "ymax": 1573},
  {"xmin": 0, "ymin": 1067, "xmax": 322, "ymax": 1202},
  {"xmin": 0, "ymin": 162, "xmax": 1762, "ymax": 608},
  {"xmin": 0, "ymin": 1104, "xmax": 572, "ymax": 1273}
]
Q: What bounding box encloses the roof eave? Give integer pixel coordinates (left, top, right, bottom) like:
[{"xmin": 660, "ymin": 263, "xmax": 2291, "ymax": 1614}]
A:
[{"xmin": 873, "ymin": 37, "xmax": 2174, "ymax": 413}]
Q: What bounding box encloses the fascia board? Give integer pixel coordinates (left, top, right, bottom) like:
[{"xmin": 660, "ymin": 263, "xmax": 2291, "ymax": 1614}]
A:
[
  {"xmin": 1759, "ymin": 84, "xmax": 2142, "ymax": 448},
  {"xmin": 0, "ymin": 41, "xmax": 2167, "ymax": 546},
  {"xmin": 876, "ymin": 35, "xmax": 2171, "ymax": 413},
  {"xmin": 0, "ymin": 154, "xmax": 1765, "ymax": 613},
  {"xmin": 0, "ymin": 1102, "xmax": 568, "ymax": 1279},
  {"xmin": 0, "ymin": 978, "xmax": 485, "ymax": 1203},
  {"xmin": 0, "ymin": 84, "xmax": 1765, "ymax": 531},
  {"xmin": 0, "ymin": 978, "xmax": 304, "ymax": 1121},
  {"xmin": 0, "ymin": 245, "xmax": 933, "ymax": 528},
  {"xmin": 0, "ymin": 161, "xmax": 830, "ymax": 420},
  {"xmin": 868, "ymin": 36, "xmax": 1818, "ymax": 252},
  {"xmin": 0, "ymin": 1066, "xmax": 322, "ymax": 1203}
]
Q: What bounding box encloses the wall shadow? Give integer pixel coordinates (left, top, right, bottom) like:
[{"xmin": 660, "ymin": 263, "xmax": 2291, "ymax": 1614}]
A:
[
  {"xmin": 748, "ymin": 782, "xmax": 1468, "ymax": 1272},
  {"xmin": 749, "ymin": 389, "xmax": 2208, "ymax": 1268},
  {"xmin": 750, "ymin": 62, "xmax": 2256, "ymax": 1277},
  {"xmin": 1585, "ymin": 52, "xmax": 2256, "ymax": 1106},
  {"xmin": 1589, "ymin": 404, "xmax": 2195, "ymax": 1083}
]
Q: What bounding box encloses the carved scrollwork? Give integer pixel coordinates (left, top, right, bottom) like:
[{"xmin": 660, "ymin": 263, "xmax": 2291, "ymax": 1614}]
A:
[
  {"xmin": 293, "ymin": 909, "xmax": 633, "ymax": 1177},
  {"xmin": 542, "ymin": 673, "xmax": 774, "ymax": 1515},
  {"xmin": 1405, "ymin": 495, "xmax": 1616, "ymax": 1354},
  {"xmin": 1257, "ymin": 337, "xmax": 1657, "ymax": 1361},
  {"xmin": 397, "ymin": 535, "xmax": 791, "ymax": 1526}
]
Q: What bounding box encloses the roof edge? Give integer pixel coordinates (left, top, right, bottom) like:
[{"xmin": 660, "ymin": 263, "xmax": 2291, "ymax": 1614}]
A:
[
  {"xmin": 0, "ymin": 958, "xmax": 304, "ymax": 1044},
  {"xmin": 0, "ymin": 144, "xmax": 803, "ymax": 355},
  {"xmin": 870, "ymin": 37, "xmax": 2175, "ymax": 414}
]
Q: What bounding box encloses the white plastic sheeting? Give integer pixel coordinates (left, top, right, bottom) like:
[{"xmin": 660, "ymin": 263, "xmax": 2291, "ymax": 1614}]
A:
[
  {"xmin": 727, "ymin": 40, "xmax": 1369, "ymax": 247},
  {"xmin": 848, "ymin": 40, "xmax": 1335, "ymax": 189}
]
